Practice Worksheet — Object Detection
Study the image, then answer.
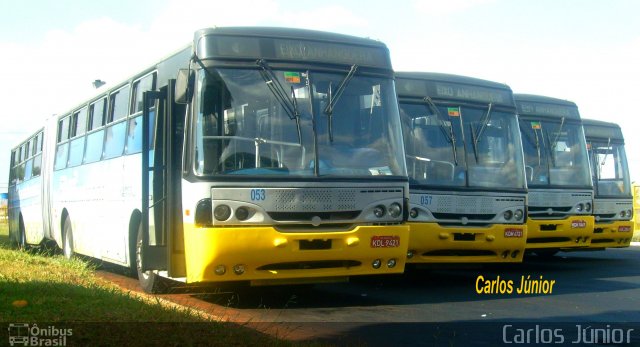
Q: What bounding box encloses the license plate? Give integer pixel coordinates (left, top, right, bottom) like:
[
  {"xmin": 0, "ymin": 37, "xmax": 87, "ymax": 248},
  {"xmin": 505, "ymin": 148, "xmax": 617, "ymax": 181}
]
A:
[
  {"xmin": 504, "ymin": 229, "xmax": 523, "ymax": 238},
  {"xmin": 371, "ymin": 235, "xmax": 400, "ymax": 248}
]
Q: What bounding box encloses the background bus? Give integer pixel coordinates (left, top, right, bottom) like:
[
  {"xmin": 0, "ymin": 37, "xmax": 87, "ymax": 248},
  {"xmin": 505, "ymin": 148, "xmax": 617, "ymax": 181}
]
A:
[
  {"xmin": 514, "ymin": 94, "xmax": 594, "ymax": 256},
  {"xmin": 396, "ymin": 72, "xmax": 528, "ymax": 263},
  {"xmin": 8, "ymin": 27, "xmax": 410, "ymax": 293},
  {"xmin": 583, "ymin": 119, "xmax": 633, "ymax": 248},
  {"xmin": 7, "ymin": 129, "xmax": 44, "ymax": 248}
]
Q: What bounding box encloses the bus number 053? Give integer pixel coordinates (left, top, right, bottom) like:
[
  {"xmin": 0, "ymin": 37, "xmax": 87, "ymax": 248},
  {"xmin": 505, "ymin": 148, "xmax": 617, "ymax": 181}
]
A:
[{"xmin": 251, "ymin": 189, "xmax": 266, "ymax": 201}]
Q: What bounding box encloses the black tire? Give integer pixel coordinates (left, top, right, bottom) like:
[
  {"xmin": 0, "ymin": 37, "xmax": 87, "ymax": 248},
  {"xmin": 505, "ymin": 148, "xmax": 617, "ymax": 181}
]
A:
[
  {"xmin": 62, "ymin": 217, "xmax": 75, "ymax": 260},
  {"xmin": 135, "ymin": 223, "xmax": 169, "ymax": 294}
]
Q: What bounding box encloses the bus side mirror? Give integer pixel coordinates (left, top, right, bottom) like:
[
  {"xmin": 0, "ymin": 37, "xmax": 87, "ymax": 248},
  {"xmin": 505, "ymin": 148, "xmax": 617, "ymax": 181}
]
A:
[{"xmin": 175, "ymin": 69, "xmax": 194, "ymax": 104}]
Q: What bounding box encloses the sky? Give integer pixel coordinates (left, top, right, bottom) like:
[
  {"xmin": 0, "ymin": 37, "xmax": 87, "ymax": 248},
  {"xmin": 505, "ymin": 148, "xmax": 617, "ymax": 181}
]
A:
[{"xmin": 1, "ymin": 0, "xmax": 639, "ymax": 191}]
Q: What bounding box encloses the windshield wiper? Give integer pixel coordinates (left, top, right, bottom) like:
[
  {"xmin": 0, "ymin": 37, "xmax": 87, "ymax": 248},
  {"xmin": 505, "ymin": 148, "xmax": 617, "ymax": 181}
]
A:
[
  {"xmin": 551, "ymin": 116, "xmax": 565, "ymax": 155},
  {"xmin": 424, "ymin": 97, "xmax": 458, "ymax": 165},
  {"xmin": 324, "ymin": 64, "xmax": 358, "ymax": 142},
  {"xmin": 256, "ymin": 59, "xmax": 302, "ymax": 145},
  {"xmin": 470, "ymin": 103, "xmax": 493, "ymax": 163}
]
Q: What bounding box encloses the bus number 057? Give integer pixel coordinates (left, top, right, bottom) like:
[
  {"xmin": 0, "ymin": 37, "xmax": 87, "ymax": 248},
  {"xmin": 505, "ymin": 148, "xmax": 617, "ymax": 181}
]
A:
[{"xmin": 420, "ymin": 195, "xmax": 432, "ymax": 206}]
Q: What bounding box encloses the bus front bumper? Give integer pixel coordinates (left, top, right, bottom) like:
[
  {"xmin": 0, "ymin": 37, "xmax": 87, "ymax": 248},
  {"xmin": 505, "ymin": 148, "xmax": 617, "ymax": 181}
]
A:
[
  {"xmin": 182, "ymin": 224, "xmax": 409, "ymax": 284},
  {"xmin": 525, "ymin": 216, "xmax": 595, "ymax": 250},
  {"xmin": 589, "ymin": 221, "xmax": 633, "ymax": 249},
  {"xmin": 406, "ymin": 222, "xmax": 527, "ymax": 263}
]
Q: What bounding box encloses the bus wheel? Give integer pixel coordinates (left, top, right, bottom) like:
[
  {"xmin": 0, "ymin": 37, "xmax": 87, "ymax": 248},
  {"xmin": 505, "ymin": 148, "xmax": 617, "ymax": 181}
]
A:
[
  {"xmin": 63, "ymin": 217, "xmax": 75, "ymax": 259},
  {"xmin": 135, "ymin": 224, "xmax": 168, "ymax": 294}
]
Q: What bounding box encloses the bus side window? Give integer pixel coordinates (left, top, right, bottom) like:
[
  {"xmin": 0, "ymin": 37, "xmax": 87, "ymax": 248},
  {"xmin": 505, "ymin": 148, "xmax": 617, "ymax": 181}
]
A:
[
  {"xmin": 103, "ymin": 121, "xmax": 127, "ymax": 159},
  {"xmin": 84, "ymin": 130, "xmax": 104, "ymax": 164},
  {"xmin": 55, "ymin": 116, "xmax": 70, "ymax": 170},
  {"xmin": 68, "ymin": 108, "xmax": 88, "ymax": 167},
  {"xmin": 16, "ymin": 162, "xmax": 25, "ymax": 183},
  {"xmin": 24, "ymin": 158, "xmax": 33, "ymax": 181},
  {"xmin": 9, "ymin": 150, "xmax": 16, "ymax": 185},
  {"xmin": 85, "ymin": 98, "xmax": 107, "ymax": 164},
  {"xmin": 32, "ymin": 154, "xmax": 42, "ymax": 178},
  {"xmin": 127, "ymin": 72, "xmax": 155, "ymax": 155},
  {"xmin": 126, "ymin": 116, "xmax": 143, "ymax": 154},
  {"xmin": 109, "ymin": 85, "xmax": 131, "ymax": 123},
  {"xmin": 102, "ymin": 85, "xmax": 130, "ymax": 159},
  {"xmin": 89, "ymin": 98, "xmax": 106, "ymax": 130}
]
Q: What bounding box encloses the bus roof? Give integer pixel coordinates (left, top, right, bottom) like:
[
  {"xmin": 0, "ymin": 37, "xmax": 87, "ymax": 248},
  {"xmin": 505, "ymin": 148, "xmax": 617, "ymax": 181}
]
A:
[
  {"xmin": 514, "ymin": 93, "xmax": 581, "ymax": 120},
  {"xmin": 194, "ymin": 26, "xmax": 392, "ymax": 69},
  {"xmin": 195, "ymin": 27, "xmax": 387, "ymax": 48},
  {"xmin": 582, "ymin": 118, "xmax": 625, "ymax": 142},
  {"xmin": 395, "ymin": 71, "xmax": 515, "ymax": 107}
]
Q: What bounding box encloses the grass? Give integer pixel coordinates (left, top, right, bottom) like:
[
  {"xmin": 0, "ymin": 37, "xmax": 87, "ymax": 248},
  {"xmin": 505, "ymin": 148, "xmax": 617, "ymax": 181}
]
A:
[{"xmin": 0, "ymin": 219, "xmax": 294, "ymax": 346}]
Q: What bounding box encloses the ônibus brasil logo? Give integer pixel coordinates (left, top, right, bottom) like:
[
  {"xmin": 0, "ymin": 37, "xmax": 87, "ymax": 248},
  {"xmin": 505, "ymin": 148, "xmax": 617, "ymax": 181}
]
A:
[{"xmin": 8, "ymin": 323, "xmax": 72, "ymax": 346}]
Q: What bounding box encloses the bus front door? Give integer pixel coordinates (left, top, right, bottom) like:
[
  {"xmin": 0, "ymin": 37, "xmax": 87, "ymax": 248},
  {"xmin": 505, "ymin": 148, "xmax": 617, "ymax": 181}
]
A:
[{"xmin": 141, "ymin": 81, "xmax": 185, "ymax": 280}]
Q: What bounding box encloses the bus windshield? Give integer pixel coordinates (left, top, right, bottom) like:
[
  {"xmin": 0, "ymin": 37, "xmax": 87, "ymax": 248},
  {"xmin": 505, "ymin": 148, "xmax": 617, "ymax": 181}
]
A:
[
  {"xmin": 400, "ymin": 102, "xmax": 525, "ymax": 189},
  {"xmin": 589, "ymin": 140, "xmax": 631, "ymax": 196},
  {"xmin": 194, "ymin": 67, "xmax": 405, "ymax": 177},
  {"xmin": 519, "ymin": 118, "xmax": 591, "ymax": 187}
]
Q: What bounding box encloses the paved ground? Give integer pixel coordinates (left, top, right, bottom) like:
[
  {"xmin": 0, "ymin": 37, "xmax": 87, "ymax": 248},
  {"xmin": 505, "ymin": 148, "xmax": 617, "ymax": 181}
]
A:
[{"xmin": 98, "ymin": 246, "xmax": 640, "ymax": 346}]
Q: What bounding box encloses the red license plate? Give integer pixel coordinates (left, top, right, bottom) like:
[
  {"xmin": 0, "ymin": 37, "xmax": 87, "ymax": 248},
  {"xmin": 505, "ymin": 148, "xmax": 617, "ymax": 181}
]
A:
[
  {"xmin": 371, "ymin": 235, "xmax": 400, "ymax": 248},
  {"xmin": 504, "ymin": 229, "xmax": 523, "ymax": 238}
]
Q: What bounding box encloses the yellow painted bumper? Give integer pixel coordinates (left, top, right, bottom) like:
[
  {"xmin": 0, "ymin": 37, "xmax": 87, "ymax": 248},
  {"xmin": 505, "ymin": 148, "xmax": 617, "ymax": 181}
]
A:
[
  {"xmin": 590, "ymin": 221, "xmax": 633, "ymax": 248},
  {"xmin": 182, "ymin": 224, "xmax": 409, "ymax": 284},
  {"xmin": 406, "ymin": 222, "xmax": 527, "ymax": 263},
  {"xmin": 526, "ymin": 216, "xmax": 595, "ymax": 250}
]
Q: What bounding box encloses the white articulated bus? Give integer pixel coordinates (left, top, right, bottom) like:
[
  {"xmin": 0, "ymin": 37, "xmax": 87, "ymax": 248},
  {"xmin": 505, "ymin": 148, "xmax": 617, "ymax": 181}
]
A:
[{"xmin": 8, "ymin": 27, "xmax": 410, "ymax": 293}]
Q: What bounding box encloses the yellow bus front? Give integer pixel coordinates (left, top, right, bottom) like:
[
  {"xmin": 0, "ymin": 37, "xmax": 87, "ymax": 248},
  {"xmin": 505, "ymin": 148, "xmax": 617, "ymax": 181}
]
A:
[
  {"xmin": 406, "ymin": 192, "xmax": 527, "ymax": 263},
  {"xmin": 181, "ymin": 185, "xmax": 410, "ymax": 285}
]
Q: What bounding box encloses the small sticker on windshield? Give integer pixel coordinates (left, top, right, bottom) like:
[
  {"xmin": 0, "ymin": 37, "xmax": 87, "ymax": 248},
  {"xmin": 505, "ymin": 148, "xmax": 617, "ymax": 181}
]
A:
[
  {"xmin": 531, "ymin": 121, "xmax": 541, "ymax": 129},
  {"xmin": 284, "ymin": 72, "xmax": 301, "ymax": 83},
  {"xmin": 447, "ymin": 107, "xmax": 460, "ymax": 117}
]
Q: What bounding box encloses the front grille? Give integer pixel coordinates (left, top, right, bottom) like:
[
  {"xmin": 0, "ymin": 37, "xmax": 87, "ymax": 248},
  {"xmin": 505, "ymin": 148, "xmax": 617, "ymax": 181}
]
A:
[
  {"xmin": 432, "ymin": 213, "xmax": 495, "ymax": 220},
  {"xmin": 529, "ymin": 206, "xmax": 572, "ymax": 213},
  {"xmin": 267, "ymin": 211, "xmax": 361, "ymax": 221}
]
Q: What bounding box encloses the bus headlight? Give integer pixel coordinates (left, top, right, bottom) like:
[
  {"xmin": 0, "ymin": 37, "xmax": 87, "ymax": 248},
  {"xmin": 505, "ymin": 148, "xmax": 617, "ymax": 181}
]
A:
[
  {"xmin": 627, "ymin": 209, "xmax": 633, "ymax": 218},
  {"xmin": 620, "ymin": 210, "xmax": 627, "ymax": 218},
  {"xmin": 373, "ymin": 205, "xmax": 385, "ymax": 218},
  {"xmin": 409, "ymin": 208, "xmax": 419, "ymax": 219},
  {"xmin": 214, "ymin": 204, "xmax": 232, "ymax": 221},
  {"xmin": 235, "ymin": 207, "xmax": 250, "ymax": 221},
  {"xmin": 576, "ymin": 203, "xmax": 584, "ymax": 212},
  {"xmin": 195, "ymin": 199, "xmax": 212, "ymax": 226},
  {"xmin": 514, "ymin": 209, "xmax": 524, "ymax": 221},
  {"xmin": 503, "ymin": 210, "xmax": 513, "ymax": 221},
  {"xmin": 388, "ymin": 203, "xmax": 402, "ymax": 218},
  {"xmin": 585, "ymin": 202, "xmax": 592, "ymax": 212}
]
